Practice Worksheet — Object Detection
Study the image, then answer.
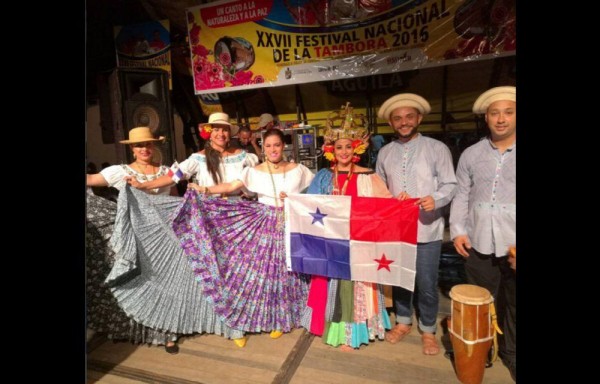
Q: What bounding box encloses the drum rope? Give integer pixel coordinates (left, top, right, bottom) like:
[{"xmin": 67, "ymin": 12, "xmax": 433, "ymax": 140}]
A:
[
  {"xmin": 448, "ymin": 299, "xmax": 497, "ymax": 345},
  {"xmin": 490, "ymin": 302, "xmax": 503, "ymax": 362}
]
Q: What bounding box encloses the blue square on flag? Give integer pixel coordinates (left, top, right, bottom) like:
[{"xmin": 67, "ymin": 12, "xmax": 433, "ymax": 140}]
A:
[{"xmin": 285, "ymin": 194, "xmax": 351, "ymax": 279}]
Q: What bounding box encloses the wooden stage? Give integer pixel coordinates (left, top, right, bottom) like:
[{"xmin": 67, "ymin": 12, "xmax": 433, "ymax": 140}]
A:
[{"xmin": 88, "ymin": 295, "xmax": 513, "ymax": 383}]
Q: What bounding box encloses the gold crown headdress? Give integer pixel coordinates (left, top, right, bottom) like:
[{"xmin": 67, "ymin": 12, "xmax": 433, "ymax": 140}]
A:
[{"xmin": 323, "ymin": 102, "xmax": 368, "ymax": 144}]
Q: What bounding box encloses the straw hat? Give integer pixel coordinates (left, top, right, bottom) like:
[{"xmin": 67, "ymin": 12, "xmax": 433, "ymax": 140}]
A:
[
  {"xmin": 472, "ymin": 86, "xmax": 516, "ymax": 114},
  {"xmin": 200, "ymin": 112, "xmax": 239, "ymax": 136},
  {"xmin": 119, "ymin": 127, "xmax": 165, "ymax": 144},
  {"xmin": 258, "ymin": 113, "xmax": 274, "ymax": 128},
  {"xmin": 377, "ymin": 93, "xmax": 431, "ymax": 119}
]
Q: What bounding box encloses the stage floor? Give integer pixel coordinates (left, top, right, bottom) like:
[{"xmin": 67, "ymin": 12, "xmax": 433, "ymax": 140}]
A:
[{"xmin": 87, "ymin": 290, "xmax": 513, "ymax": 384}]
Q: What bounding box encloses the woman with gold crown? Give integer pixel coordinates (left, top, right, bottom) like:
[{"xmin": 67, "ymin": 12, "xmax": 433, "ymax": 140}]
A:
[{"xmin": 301, "ymin": 103, "xmax": 394, "ymax": 351}]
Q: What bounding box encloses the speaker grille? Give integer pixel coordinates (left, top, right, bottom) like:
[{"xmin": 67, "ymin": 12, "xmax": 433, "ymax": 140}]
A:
[{"xmin": 106, "ymin": 68, "xmax": 174, "ymax": 165}]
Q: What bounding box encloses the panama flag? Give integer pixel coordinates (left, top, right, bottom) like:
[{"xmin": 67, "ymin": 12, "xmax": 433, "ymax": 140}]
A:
[
  {"xmin": 167, "ymin": 161, "xmax": 184, "ymax": 183},
  {"xmin": 285, "ymin": 193, "xmax": 420, "ymax": 291}
]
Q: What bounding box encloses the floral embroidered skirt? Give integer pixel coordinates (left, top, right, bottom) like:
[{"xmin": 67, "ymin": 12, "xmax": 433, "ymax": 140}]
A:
[
  {"xmin": 173, "ymin": 192, "xmax": 310, "ymax": 333},
  {"xmin": 105, "ymin": 187, "xmax": 244, "ymax": 339}
]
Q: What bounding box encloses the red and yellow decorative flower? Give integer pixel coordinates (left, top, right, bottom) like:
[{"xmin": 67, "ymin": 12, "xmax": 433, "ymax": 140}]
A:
[
  {"xmin": 323, "ymin": 140, "xmax": 367, "ymax": 164},
  {"xmin": 352, "ymin": 139, "xmax": 367, "ymax": 155},
  {"xmin": 323, "ymin": 144, "xmax": 335, "ymax": 162},
  {"xmin": 199, "ymin": 124, "xmax": 212, "ymax": 140}
]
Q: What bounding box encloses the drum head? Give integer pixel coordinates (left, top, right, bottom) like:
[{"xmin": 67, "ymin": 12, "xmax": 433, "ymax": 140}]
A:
[{"xmin": 449, "ymin": 284, "xmax": 493, "ymax": 305}]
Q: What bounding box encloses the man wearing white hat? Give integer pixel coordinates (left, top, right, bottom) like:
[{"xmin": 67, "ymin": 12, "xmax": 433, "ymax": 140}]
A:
[
  {"xmin": 376, "ymin": 93, "xmax": 457, "ymax": 355},
  {"xmin": 257, "ymin": 113, "xmax": 275, "ymax": 130},
  {"xmin": 450, "ymin": 86, "xmax": 516, "ymax": 380}
]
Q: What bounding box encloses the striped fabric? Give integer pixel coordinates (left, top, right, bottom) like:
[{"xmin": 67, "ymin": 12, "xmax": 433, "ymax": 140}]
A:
[{"xmin": 450, "ymin": 138, "xmax": 516, "ymax": 256}]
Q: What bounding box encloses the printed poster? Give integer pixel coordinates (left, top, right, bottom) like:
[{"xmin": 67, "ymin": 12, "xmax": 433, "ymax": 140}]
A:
[
  {"xmin": 114, "ymin": 20, "xmax": 173, "ymax": 90},
  {"xmin": 187, "ymin": 0, "xmax": 515, "ymax": 94}
]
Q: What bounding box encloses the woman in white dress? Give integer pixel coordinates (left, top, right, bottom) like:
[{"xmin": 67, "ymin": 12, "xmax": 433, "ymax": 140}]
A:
[
  {"xmin": 123, "ymin": 112, "xmax": 258, "ymax": 348},
  {"xmin": 127, "ymin": 112, "xmax": 258, "ymax": 197},
  {"xmin": 184, "ymin": 128, "xmax": 314, "ymax": 346},
  {"xmin": 86, "ymin": 127, "xmax": 175, "ymax": 196},
  {"xmin": 86, "ymin": 126, "xmax": 179, "ymax": 353}
]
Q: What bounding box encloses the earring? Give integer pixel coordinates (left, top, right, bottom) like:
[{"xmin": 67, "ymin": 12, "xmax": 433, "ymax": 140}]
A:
[{"xmin": 133, "ymin": 153, "xmax": 137, "ymax": 159}]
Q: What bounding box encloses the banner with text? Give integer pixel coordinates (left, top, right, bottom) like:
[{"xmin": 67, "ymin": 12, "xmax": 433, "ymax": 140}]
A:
[
  {"xmin": 187, "ymin": 0, "xmax": 515, "ymax": 94},
  {"xmin": 115, "ymin": 20, "xmax": 173, "ymax": 90}
]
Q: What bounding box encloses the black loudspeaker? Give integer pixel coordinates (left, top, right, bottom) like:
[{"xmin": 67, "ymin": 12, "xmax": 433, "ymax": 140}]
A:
[
  {"xmin": 97, "ymin": 72, "xmax": 115, "ymax": 144},
  {"xmin": 108, "ymin": 67, "xmax": 174, "ymax": 165}
]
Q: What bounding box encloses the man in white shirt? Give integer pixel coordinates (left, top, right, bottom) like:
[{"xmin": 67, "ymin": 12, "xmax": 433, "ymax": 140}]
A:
[
  {"xmin": 376, "ymin": 93, "xmax": 457, "ymax": 355},
  {"xmin": 450, "ymin": 86, "xmax": 516, "ymax": 380}
]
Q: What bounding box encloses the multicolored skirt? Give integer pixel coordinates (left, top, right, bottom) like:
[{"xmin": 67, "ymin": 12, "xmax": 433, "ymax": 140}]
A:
[
  {"xmin": 301, "ymin": 276, "xmax": 391, "ymax": 348},
  {"xmin": 173, "ymin": 191, "xmax": 310, "ymax": 333},
  {"xmin": 106, "ymin": 187, "xmax": 244, "ymax": 339}
]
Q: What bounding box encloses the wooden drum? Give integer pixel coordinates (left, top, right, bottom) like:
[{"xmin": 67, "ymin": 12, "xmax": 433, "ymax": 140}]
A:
[{"xmin": 448, "ymin": 284, "xmax": 495, "ymax": 384}]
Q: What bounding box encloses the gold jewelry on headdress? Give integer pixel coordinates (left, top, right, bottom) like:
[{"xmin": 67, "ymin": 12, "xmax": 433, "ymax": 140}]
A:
[{"xmin": 323, "ymin": 102, "xmax": 368, "ymax": 144}]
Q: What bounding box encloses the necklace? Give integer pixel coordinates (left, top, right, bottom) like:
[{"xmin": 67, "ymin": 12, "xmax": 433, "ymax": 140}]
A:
[
  {"xmin": 266, "ymin": 160, "xmax": 286, "ymax": 230},
  {"xmin": 133, "ymin": 162, "xmax": 155, "ymax": 180},
  {"xmin": 130, "ymin": 162, "xmax": 158, "ymax": 194},
  {"xmin": 267, "ymin": 158, "xmax": 283, "ymax": 169},
  {"xmin": 332, "ymin": 163, "xmax": 354, "ymax": 196}
]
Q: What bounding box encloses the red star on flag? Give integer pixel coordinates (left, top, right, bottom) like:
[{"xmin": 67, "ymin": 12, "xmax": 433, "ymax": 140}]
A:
[{"xmin": 374, "ymin": 253, "xmax": 394, "ymax": 271}]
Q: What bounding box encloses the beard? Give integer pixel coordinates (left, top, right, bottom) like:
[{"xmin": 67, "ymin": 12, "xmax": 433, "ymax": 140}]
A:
[{"xmin": 396, "ymin": 125, "xmax": 418, "ymax": 140}]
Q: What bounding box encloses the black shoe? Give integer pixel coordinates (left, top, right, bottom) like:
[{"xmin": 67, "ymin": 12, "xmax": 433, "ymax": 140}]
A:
[
  {"xmin": 165, "ymin": 342, "xmax": 179, "ymax": 355},
  {"xmin": 444, "ymin": 350, "xmax": 454, "ymax": 361},
  {"xmin": 485, "ymin": 346, "xmax": 494, "ymax": 368}
]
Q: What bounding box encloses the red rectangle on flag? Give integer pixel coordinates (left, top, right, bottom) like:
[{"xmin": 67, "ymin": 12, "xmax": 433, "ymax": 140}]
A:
[{"xmin": 350, "ymin": 196, "xmax": 419, "ymax": 243}]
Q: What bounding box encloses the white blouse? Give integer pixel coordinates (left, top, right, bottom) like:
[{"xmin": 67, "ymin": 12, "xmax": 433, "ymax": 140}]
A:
[
  {"xmin": 178, "ymin": 150, "xmax": 259, "ymax": 187},
  {"xmin": 240, "ymin": 164, "xmax": 314, "ymax": 207},
  {"xmin": 100, "ymin": 164, "xmax": 172, "ymax": 195}
]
